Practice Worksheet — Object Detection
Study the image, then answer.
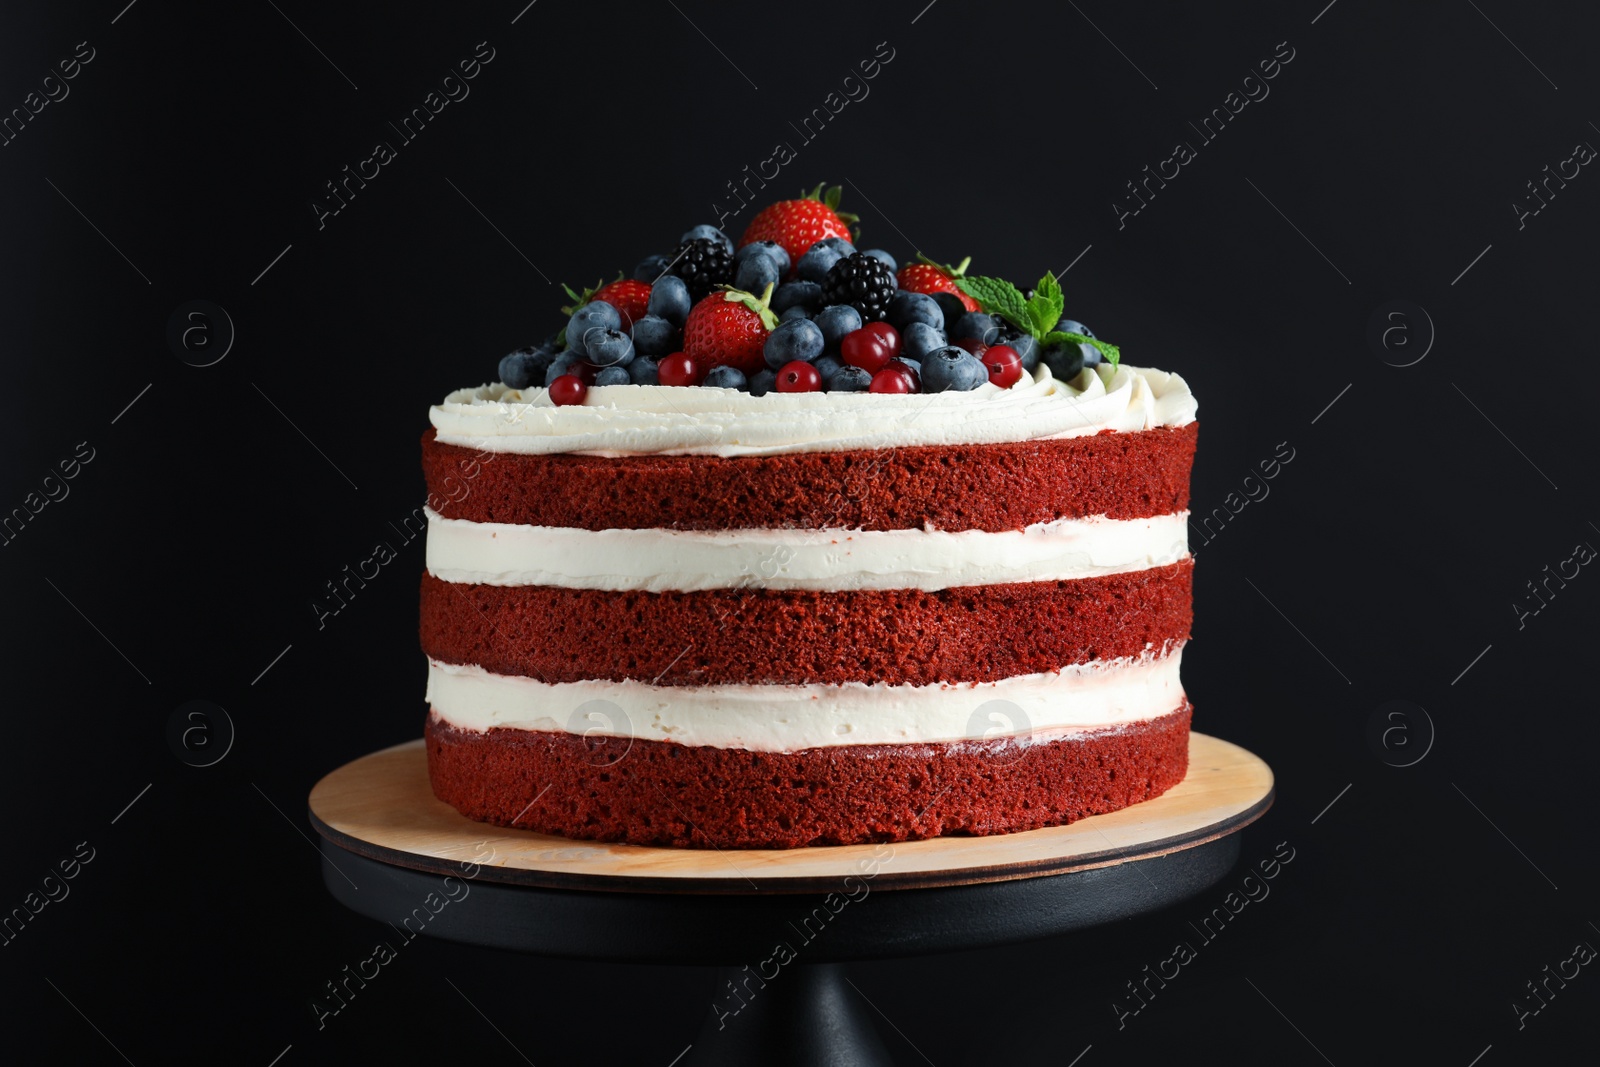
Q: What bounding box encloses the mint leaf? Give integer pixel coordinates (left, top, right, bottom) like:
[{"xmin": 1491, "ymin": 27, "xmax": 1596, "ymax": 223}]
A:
[
  {"xmin": 955, "ymin": 276, "xmax": 1029, "ymax": 332},
  {"xmin": 1046, "ymin": 331, "xmax": 1120, "ymax": 370},
  {"xmin": 1029, "ymin": 273, "xmax": 1065, "ymax": 340}
]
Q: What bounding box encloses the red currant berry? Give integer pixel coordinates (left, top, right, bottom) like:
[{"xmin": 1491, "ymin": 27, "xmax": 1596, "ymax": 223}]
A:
[
  {"xmin": 982, "ymin": 344, "xmax": 1023, "ymax": 388},
  {"xmin": 566, "ymin": 361, "xmax": 597, "ymax": 385},
  {"xmin": 658, "ymin": 352, "xmax": 702, "ymax": 387},
  {"xmin": 549, "ymin": 374, "xmax": 589, "ymax": 406},
  {"xmin": 840, "ymin": 330, "xmax": 892, "ymax": 373},
  {"xmin": 775, "ymin": 360, "xmax": 822, "ymax": 392},
  {"xmin": 889, "ymin": 358, "xmax": 920, "ymax": 390},
  {"xmin": 861, "ymin": 321, "xmax": 901, "ymax": 359},
  {"xmin": 954, "ymin": 336, "xmax": 989, "ymax": 357},
  {"xmin": 869, "ymin": 367, "xmax": 915, "ymax": 393}
]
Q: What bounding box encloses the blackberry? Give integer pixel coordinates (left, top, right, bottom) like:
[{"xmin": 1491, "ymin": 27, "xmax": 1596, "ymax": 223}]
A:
[
  {"xmin": 666, "ymin": 237, "xmax": 733, "ymax": 302},
  {"xmin": 821, "ymin": 252, "xmax": 898, "ymax": 322}
]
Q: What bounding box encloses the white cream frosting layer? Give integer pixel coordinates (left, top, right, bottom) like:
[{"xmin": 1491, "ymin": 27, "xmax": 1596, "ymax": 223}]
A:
[
  {"xmin": 425, "ymin": 646, "xmax": 1186, "ymax": 752},
  {"xmin": 424, "ymin": 509, "xmax": 1189, "ymax": 592},
  {"xmin": 430, "ymin": 363, "xmax": 1195, "ymax": 458}
]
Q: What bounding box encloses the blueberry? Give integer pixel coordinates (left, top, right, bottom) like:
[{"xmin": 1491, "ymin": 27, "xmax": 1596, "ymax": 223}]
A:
[
  {"xmin": 634, "ymin": 253, "xmax": 671, "ymax": 282},
  {"xmin": 1079, "ymin": 342, "xmax": 1104, "ymax": 368},
  {"xmin": 631, "ymin": 314, "xmax": 679, "ymax": 356},
  {"xmin": 748, "ymin": 368, "xmax": 778, "ymax": 396},
  {"xmin": 780, "ymin": 305, "xmax": 811, "ymax": 323},
  {"xmin": 901, "ymin": 322, "xmax": 946, "ymax": 360},
  {"xmin": 921, "ymin": 346, "xmax": 987, "ymax": 392},
  {"xmin": 594, "ymin": 365, "xmax": 631, "ymax": 386},
  {"xmin": 815, "ymin": 304, "xmax": 863, "ymax": 351},
  {"xmin": 646, "ymin": 275, "xmax": 692, "ymax": 326},
  {"xmin": 629, "ymin": 356, "xmax": 661, "ymax": 385},
  {"xmin": 796, "ymin": 242, "xmax": 848, "ymax": 283},
  {"xmin": 703, "ymin": 365, "xmax": 747, "ymax": 389},
  {"xmin": 681, "ymin": 224, "xmax": 733, "ymax": 254},
  {"xmin": 813, "ymin": 355, "xmax": 844, "ymax": 382},
  {"xmin": 1054, "ymin": 318, "xmax": 1095, "ymax": 339},
  {"xmin": 585, "ymin": 328, "xmax": 634, "ymax": 367},
  {"xmin": 764, "ymin": 318, "xmax": 826, "ymax": 369},
  {"xmin": 952, "ymin": 311, "xmax": 1001, "ymax": 344},
  {"xmin": 499, "ymin": 346, "xmax": 544, "ymax": 388},
  {"xmin": 816, "ymin": 236, "xmax": 856, "ymax": 255},
  {"xmin": 931, "ymin": 292, "xmax": 967, "ymax": 326},
  {"xmin": 735, "ymin": 240, "xmax": 791, "ymax": 278},
  {"xmin": 826, "ymin": 364, "xmax": 873, "ymax": 392},
  {"xmin": 545, "ymin": 351, "xmax": 589, "ymax": 387},
  {"xmin": 1005, "ymin": 333, "xmax": 1040, "ymax": 371},
  {"xmin": 887, "ymin": 291, "xmax": 944, "ymax": 332},
  {"xmin": 890, "ymin": 357, "xmax": 922, "ymax": 379},
  {"xmin": 568, "ymin": 301, "xmax": 622, "ymax": 355},
  {"xmin": 1040, "ymin": 340, "xmax": 1085, "ymax": 381},
  {"xmin": 772, "ymin": 281, "xmax": 823, "ymax": 314},
  {"xmin": 862, "ymin": 249, "xmax": 898, "ymax": 272},
  {"xmin": 734, "ymin": 252, "xmax": 781, "ymax": 294}
]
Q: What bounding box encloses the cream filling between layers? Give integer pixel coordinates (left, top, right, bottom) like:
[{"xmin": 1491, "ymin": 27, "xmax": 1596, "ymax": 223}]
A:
[
  {"xmin": 425, "ymin": 646, "xmax": 1185, "ymax": 752},
  {"xmin": 425, "ymin": 509, "xmax": 1190, "ymax": 592},
  {"xmin": 430, "ymin": 363, "xmax": 1196, "ymax": 458}
]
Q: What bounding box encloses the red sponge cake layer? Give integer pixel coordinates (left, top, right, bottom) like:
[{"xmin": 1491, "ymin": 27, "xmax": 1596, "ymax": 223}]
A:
[
  {"xmin": 423, "ymin": 423, "xmax": 1197, "ymax": 531},
  {"xmin": 425, "ymin": 705, "xmax": 1191, "ymax": 849},
  {"xmin": 419, "ymin": 561, "xmax": 1193, "ymax": 686}
]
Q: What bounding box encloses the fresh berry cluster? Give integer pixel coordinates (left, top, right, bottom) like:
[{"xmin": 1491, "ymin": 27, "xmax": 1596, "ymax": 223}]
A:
[{"xmin": 494, "ymin": 184, "xmax": 1120, "ymax": 405}]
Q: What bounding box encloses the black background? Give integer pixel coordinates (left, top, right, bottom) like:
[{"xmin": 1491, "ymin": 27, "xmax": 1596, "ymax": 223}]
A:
[{"xmin": 3, "ymin": 0, "xmax": 1597, "ymax": 1063}]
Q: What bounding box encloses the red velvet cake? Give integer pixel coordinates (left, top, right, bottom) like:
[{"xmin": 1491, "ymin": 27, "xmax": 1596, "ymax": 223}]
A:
[{"xmin": 419, "ymin": 189, "xmax": 1199, "ymax": 848}]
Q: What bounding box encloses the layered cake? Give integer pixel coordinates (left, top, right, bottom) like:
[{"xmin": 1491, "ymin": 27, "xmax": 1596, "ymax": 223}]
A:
[{"xmin": 421, "ymin": 186, "xmax": 1198, "ymax": 848}]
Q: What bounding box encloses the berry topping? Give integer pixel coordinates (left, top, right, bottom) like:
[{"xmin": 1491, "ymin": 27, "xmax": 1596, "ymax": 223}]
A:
[
  {"xmin": 775, "ymin": 360, "xmax": 823, "ymax": 392},
  {"xmin": 840, "ymin": 328, "xmax": 893, "ymax": 374},
  {"xmin": 764, "ymin": 317, "xmax": 825, "ymax": 370},
  {"xmin": 826, "ymin": 364, "xmax": 873, "ymax": 392},
  {"xmin": 666, "ymin": 237, "xmax": 734, "ymax": 301},
  {"xmin": 1055, "ymin": 318, "xmax": 1095, "ymax": 339},
  {"xmin": 981, "ymin": 344, "xmax": 1023, "ymax": 388},
  {"xmin": 796, "ymin": 240, "xmax": 853, "ymax": 284},
  {"xmin": 861, "ymin": 321, "xmax": 901, "ymax": 359},
  {"xmin": 869, "ymin": 367, "xmax": 915, "ymax": 393},
  {"xmin": 814, "ymin": 304, "xmax": 863, "ymax": 351},
  {"xmin": 887, "ymin": 291, "xmax": 944, "ymax": 332},
  {"xmin": 657, "ymin": 352, "xmax": 702, "ymax": 387},
  {"xmin": 682, "ymin": 283, "xmax": 780, "ymax": 376},
  {"xmin": 631, "ymin": 314, "xmax": 680, "ymax": 357},
  {"xmin": 747, "ymin": 368, "xmax": 778, "ymax": 396},
  {"xmin": 772, "ymin": 280, "xmax": 823, "ymax": 315},
  {"xmin": 862, "ymin": 249, "xmax": 898, "ymax": 272},
  {"xmin": 739, "ymin": 183, "xmax": 857, "ymax": 270},
  {"xmin": 633, "ymin": 253, "xmax": 671, "ymax": 282},
  {"xmin": 953, "ymin": 336, "xmax": 989, "ymax": 357},
  {"xmin": 703, "ymin": 365, "xmax": 748, "ymax": 390},
  {"xmin": 901, "ymin": 322, "xmax": 946, "ymax": 360},
  {"xmin": 920, "ymin": 346, "xmax": 988, "ymax": 392},
  {"xmin": 591, "ymin": 278, "xmax": 652, "ymax": 330},
  {"xmin": 544, "ymin": 351, "xmax": 594, "ymax": 387},
  {"xmin": 952, "ymin": 311, "xmax": 1001, "ymax": 344},
  {"xmin": 629, "ymin": 355, "xmax": 662, "ymax": 385},
  {"xmin": 585, "ymin": 328, "xmax": 635, "ymax": 367},
  {"xmin": 565, "ymin": 299, "xmax": 622, "ymax": 356},
  {"xmin": 821, "ymin": 252, "xmax": 897, "ymax": 322},
  {"xmin": 549, "ymin": 374, "xmax": 588, "ymax": 405},
  {"xmin": 681, "ymin": 224, "xmax": 734, "ymax": 254},
  {"xmin": 897, "ymin": 254, "xmax": 980, "ymax": 311},
  {"xmin": 646, "ymin": 275, "xmax": 692, "ymax": 326},
  {"xmin": 594, "ymin": 365, "xmax": 631, "ymax": 386}
]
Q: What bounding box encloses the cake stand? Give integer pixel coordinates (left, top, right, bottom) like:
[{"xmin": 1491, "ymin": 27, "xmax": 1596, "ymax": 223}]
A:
[{"xmin": 308, "ymin": 733, "xmax": 1272, "ymax": 1065}]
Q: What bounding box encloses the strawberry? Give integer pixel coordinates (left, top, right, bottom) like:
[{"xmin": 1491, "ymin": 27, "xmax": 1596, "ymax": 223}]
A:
[
  {"xmin": 897, "ymin": 255, "xmax": 980, "ymax": 311},
  {"xmin": 682, "ymin": 284, "xmax": 779, "ymax": 376},
  {"xmin": 591, "ymin": 278, "xmax": 651, "ymax": 330},
  {"xmin": 561, "ymin": 276, "xmax": 651, "ymax": 332},
  {"xmin": 739, "ymin": 183, "xmax": 858, "ymax": 271}
]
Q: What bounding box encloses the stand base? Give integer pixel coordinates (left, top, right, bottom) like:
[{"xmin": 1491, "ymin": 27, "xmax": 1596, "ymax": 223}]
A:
[{"xmin": 687, "ymin": 963, "xmax": 891, "ymax": 1067}]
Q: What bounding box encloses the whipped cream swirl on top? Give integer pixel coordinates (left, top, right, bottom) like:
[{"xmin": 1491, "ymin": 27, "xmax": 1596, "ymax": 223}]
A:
[{"xmin": 429, "ymin": 362, "xmax": 1196, "ymax": 458}]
